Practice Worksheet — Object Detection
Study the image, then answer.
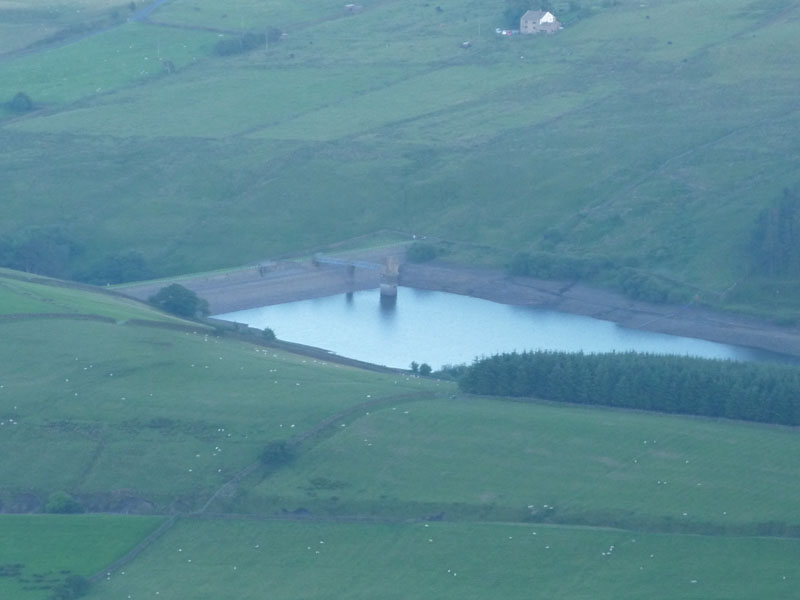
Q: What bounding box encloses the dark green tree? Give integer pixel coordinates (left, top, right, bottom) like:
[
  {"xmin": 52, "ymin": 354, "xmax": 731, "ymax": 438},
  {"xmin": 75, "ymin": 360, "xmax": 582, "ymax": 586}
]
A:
[
  {"xmin": 259, "ymin": 440, "xmax": 295, "ymax": 467},
  {"xmin": 148, "ymin": 283, "xmax": 209, "ymax": 318},
  {"xmin": 419, "ymin": 363, "xmax": 432, "ymax": 376},
  {"xmin": 46, "ymin": 491, "xmax": 84, "ymax": 514},
  {"xmin": 752, "ymin": 187, "xmax": 800, "ymax": 277},
  {"xmin": 50, "ymin": 574, "xmax": 90, "ymax": 600},
  {"xmin": 262, "ymin": 327, "xmax": 276, "ymax": 341},
  {"xmin": 0, "ymin": 226, "xmax": 81, "ymax": 277},
  {"xmin": 9, "ymin": 92, "xmax": 34, "ymax": 113},
  {"xmin": 406, "ymin": 242, "xmax": 439, "ymax": 263},
  {"xmin": 80, "ymin": 250, "xmax": 152, "ymax": 285}
]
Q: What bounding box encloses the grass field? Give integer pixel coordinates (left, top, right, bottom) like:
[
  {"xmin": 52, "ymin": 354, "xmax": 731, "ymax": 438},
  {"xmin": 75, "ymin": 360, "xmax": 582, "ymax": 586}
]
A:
[
  {"xmin": 0, "ymin": 310, "xmax": 437, "ymax": 510},
  {"xmin": 0, "ymin": 268, "xmax": 185, "ymax": 321},
  {"xmin": 0, "ymin": 274, "xmax": 799, "ymax": 599},
  {"xmin": 246, "ymin": 396, "xmax": 800, "ymax": 533},
  {"xmin": 2, "ymin": 1, "xmax": 800, "ymax": 596},
  {"xmin": 1, "ymin": 0, "xmax": 800, "ymax": 313},
  {"xmin": 0, "ymin": 514, "xmax": 163, "ymax": 600},
  {"xmin": 82, "ymin": 518, "xmax": 800, "ymax": 600}
]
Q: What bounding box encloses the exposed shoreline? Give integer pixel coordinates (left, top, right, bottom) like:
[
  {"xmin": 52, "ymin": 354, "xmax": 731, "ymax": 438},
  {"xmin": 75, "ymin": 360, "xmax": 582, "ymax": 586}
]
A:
[{"xmin": 118, "ymin": 253, "xmax": 800, "ymax": 360}]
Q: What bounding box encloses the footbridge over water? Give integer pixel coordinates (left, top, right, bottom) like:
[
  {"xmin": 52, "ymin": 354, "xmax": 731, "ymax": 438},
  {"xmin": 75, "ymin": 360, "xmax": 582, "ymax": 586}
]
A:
[{"xmin": 313, "ymin": 253, "xmax": 400, "ymax": 298}]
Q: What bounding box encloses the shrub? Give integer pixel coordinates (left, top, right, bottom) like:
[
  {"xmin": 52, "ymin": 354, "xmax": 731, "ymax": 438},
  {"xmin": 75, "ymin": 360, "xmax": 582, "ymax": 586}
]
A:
[
  {"xmin": 78, "ymin": 250, "xmax": 152, "ymax": 285},
  {"xmin": 50, "ymin": 575, "xmax": 90, "ymax": 600},
  {"xmin": 508, "ymin": 251, "xmax": 611, "ymax": 280},
  {"xmin": 259, "ymin": 440, "xmax": 295, "ymax": 467},
  {"xmin": 434, "ymin": 363, "xmax": 468, "ymax": 381},
  {"xmin": 46, "ymin": 491, "xmax": 84, "ymax": 514},
  {"xmin": 406, "ymin": 242, "xmax": 439, "ymax": 263},
  {"xmin": 9, "ymin": 92, "xmax": 34, "ymax": 113},
  {"xmin": 262, "ymin": 327, "xmax": 276, "ymax": 341},
  {"xmin": 148, "ymin": 284, "xmax": 210, "ymax": 318}
]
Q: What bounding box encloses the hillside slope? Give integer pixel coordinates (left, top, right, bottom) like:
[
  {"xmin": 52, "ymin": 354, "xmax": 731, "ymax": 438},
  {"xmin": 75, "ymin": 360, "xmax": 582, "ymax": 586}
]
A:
[
  {"xmin": 1, "ymin": 0, "xmax": 799, "ymax": 313},
  {"xmin": 1, "ymin": 273, "xmax": 800, "ymax": 599}
]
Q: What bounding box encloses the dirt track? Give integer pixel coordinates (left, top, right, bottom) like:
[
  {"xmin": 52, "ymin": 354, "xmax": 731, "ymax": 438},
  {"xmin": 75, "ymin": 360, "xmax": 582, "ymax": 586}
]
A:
[{"xmin": 118, "ymin": 252, "xmax": 800, "ymax": 359}]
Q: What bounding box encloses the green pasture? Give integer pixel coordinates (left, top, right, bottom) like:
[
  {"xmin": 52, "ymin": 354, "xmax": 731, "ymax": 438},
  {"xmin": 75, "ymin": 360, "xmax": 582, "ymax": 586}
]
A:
[
  {"xmin": 0, "ymin": 317, "xmax": 437, "ymax": 508},
  {"xmin": 153, "ymin": 0, "xmax": 348, "ymax": 29},
  {"xmin": 84, "ymin": 518, "xmax": 800, "ymax": 600},
  {"xmin": 1, "ymin": 0, "xmax": 798, "ymax": 311},
  {"xmin": 0, "ymin": 269, "xmax": 185, "ymax": 321},
  {"xmin": 0, "ymin": 514, "xmax": 163, "ymax": 600},
  {"xmin": 0, "ymin": 22, "xmax": 216, "ymax": 107},
  {"xmin": 9, "ymin": 62, "xmax": 422, "ymax": 138},
  {"xmin": 0, "ymin": 22, "xmax": 61, "ymax": 56},
  {"xmin": 250, "ymin": 397, "xmax": 800, "ymax": 532}
]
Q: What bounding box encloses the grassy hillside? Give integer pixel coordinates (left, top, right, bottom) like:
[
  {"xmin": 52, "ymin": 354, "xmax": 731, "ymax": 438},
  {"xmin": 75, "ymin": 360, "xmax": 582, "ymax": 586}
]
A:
[
  {"xmin": 0, "ymin": 268, "xmax": 185, "ymax": 321},
  {"xmin": 0, "ymin": 273, "xmax": 437, "ymax": 512},
  {"xmin": 1, "ymin": 0, "xmax": 799, "ymax": 314},
  {"xmin": 1, "ymin": 272, "xmax": 799, "ymax": 599}
]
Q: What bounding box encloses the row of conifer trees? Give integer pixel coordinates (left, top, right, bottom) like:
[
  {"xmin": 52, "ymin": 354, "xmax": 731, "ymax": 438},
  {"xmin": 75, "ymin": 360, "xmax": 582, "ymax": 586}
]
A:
[{"xmin": 457, "ymin": 351, "xmax": 799, "ymax": 426}]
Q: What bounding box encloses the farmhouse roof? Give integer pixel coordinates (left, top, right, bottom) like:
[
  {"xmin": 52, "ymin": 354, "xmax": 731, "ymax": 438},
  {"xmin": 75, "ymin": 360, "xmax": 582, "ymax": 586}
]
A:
[{"xmin": 521, "ymin": 9, "xmax": 556, "ymax": 24}]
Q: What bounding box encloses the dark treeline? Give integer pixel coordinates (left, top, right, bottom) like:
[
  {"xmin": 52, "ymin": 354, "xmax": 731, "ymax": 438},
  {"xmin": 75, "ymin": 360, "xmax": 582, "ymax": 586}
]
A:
[
  {"xmin": 752, "ymin": 186, "xmax": 800, "ymax": 277},
  {"xmin": 458, "ymin": 351, "xmax": 799, "ymax": 426}
]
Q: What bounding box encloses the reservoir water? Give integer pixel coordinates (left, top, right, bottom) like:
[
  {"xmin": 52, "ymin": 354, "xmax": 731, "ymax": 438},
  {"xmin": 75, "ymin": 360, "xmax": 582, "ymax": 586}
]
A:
[{"xmin": 216, "ymin": 287, "xmax": 784, "ymax": 370}]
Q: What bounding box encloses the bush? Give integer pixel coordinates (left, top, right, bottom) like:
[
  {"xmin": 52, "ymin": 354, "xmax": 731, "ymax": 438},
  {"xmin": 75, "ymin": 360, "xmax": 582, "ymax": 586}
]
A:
[
  {"xmin": 406, "ymin": 242, "xmax": 439, "ymax": 263},
  {"xmin": 419, "ymin": 363, "xmax": 432, "ymax": 376},
  {"xmin": 148, "ymin": 284, "xmax": 210, "ymax": 318},
  {"xmin": 508, "ymin": 251, "xmax": 611, "ymax": 280},
  {"xmin": 78, "ymin": 250, "xmax": 152, "ymax": 285},
  {"xmin": 9, "ymin": 92, "xmax": 34, "ymax": 113},
  {"xmin": 613, "ymin": 268, "xmax": 689, "ymax": 304},
  {"xmin": 259, "ymin": 440, "xmax": 295, "ymax": 467},
  {"xmin": 262, "ymin": 327, "xmax": 276, "ymax": 341},
  {"xmin": 50, "ymin": 575, "xmax": 90, "ymax": 600},
  {"xmin": 0, "ymin": 225, "xmax": 82, "ymax": 278},
  {"xmin": 46, "ymin": 491, "xmax": 84, "ymax": 514},
  {"xmin": 434, "ymin": 363, "xmax": 468, "ymax": 381}
]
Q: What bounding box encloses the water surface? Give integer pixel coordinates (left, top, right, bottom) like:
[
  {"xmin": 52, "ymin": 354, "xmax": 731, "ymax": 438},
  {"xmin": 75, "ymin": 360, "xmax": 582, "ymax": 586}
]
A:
[{"xmin": 216, "ymin": 287, "xmax": 782, "ymax": 369}]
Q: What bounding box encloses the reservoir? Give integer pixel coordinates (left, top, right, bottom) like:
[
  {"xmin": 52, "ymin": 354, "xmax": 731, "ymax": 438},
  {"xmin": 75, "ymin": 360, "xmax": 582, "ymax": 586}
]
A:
[{"xmin": 215, "ymin": 287, "xmax": 786, "ymax": 370}]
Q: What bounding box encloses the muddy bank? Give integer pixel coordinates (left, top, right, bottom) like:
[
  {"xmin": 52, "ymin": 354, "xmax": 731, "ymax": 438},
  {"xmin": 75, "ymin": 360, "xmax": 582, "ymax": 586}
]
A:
[{"xmin": 118, "ymin": 254, "xmax": 800, "ymax": 360}]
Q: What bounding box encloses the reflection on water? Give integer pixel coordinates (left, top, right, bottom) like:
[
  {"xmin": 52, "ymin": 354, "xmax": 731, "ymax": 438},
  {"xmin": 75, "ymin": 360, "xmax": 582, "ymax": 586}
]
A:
[
  {"xmin": 215, "ymin": 287, "xmax": 788, "ymax": 370},
  {"xmin": 379, "ymin": 293, "xmax": 397, "ymax": 314}
]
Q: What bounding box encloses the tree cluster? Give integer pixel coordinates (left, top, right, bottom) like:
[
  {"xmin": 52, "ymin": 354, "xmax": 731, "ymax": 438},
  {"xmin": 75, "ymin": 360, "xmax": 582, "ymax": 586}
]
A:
[
  {"xmin": 259, "ymin": 440, "xmax": 296, "ymax": 467},
  {"xmin": 751, "ymin": 186, "xmax": 800, "ymax": 277},
  {"xmin": 45, "ymin": 491, "xmax": 84, "ymax": 514},
  {"xmin": 406, "ymin": 242, "xmax": 440, "ymax": 263},
  {"xmin": 148, "ymin": 284, "xmax": 209, "ymax": 318},
  {"xmin": 79, "ymin": 250, "xmax": 152, "ymax": 285},
  {"xmin": 50, "ymin": 575, "xmax": 89, "ymax": 600},
  {"xmin": 0, "ymin": 226, "xmax": 81, "ymax": 278},
  {"xmin": 509, "ymin": 251, "xmax": 610, "ymax": 280},
  {"xmin": 9, "ymin": 92, "xmax": 34, "ymax": 113},
  {"xmin": 459, "ymin": 350, "xmax": 800, "ymax": 426},
  {"xmin": 508, "ymin": 251, "xmax": 689, "ymax": 304},
  {"xmin": 410, "ymin": 361, "xmax": 432, "ymax": 376}
]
